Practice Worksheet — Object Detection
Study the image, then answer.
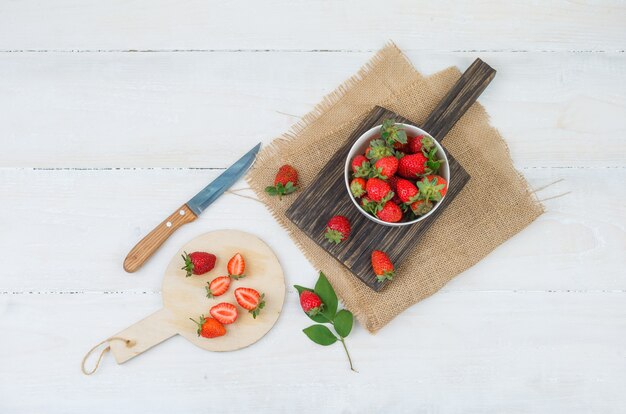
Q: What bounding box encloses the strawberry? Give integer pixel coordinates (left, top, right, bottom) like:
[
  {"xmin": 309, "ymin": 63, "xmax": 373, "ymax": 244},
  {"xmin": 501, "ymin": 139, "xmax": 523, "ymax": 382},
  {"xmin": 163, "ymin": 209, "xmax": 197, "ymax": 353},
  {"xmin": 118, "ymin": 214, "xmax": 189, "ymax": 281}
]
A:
[
  {"xmin": 350, "ymin": 177, "xmax": 367, "ymax": 198},
  {"xmin": 189, "ymin": 316, "xmax": 226, "ymax": 338},
  {"xmin": 365, "ymin": 178, "xmax": 392, "ymax": 202},
  {"xmin": 324, "ymin": 215, "xmax": 351, "ymax": 244},
  {"xmin": 410, "ymin": 199, "xmax": 433, "ymax": 216},
  {"xmin": 426, "ymin": 175, "xmax": 448, "ymax": 197},
  {"xmin": 395, "ymin": 178, "xmax": 419, "ymax": 204},
  {"xmin": 227, "ymin": 253, "xmax": 245, "ymax": 279},
  {"xmin": 397, "ymin": 153, "xmax": 428, "ymax": 178},
  {"xmin": 393, "ymin": 141, "xmax": 410, "ymax": 153},
  {"xmin": 299, "ymin": 291, "xmax": 324, "ymax": 317},
  {"xmin": 387, "ymin": 176, "xmax": 403, "ymax": 204},
  {"xmin": 234, "ymin": 287, "xmax": 265, "ymax": 319},
  {"xmin": 181, "ymin": 251, "xmax": 216, "ymax": 277},
  {"xmin": 407, "ymin": 135, "xmax": 423, "ymax": 154},
  {"xmin": 265, "ymin": 164, "xmax": 298, "ymax": 197},
  {"xmin": 371, "ymin": 250, "xmax": 395, "ymax": 282},
  {"xmin": 376, "ymin": 201, "xmax": 403, "ymax": 223},
  {"xmin": 206, "ymin": 276, "xmax": 231, "ymax": 298},
  {"xmin": 351, "ymin": 155, "xmax": 371, "ymax": 178},
  {"xmin": 373, "ymin": 156, "xmax": 399, "ymax": 179},
  {"xmin": 417, "ymin": 175, "xmax": 447, "ymax": 202},
  {"xmin": 210, "ymin": 302, "xmax": 238, "ymax": 325},
  {"xmin": 365, "ymin": 139, "xmax": 394, "ymax": 162}
]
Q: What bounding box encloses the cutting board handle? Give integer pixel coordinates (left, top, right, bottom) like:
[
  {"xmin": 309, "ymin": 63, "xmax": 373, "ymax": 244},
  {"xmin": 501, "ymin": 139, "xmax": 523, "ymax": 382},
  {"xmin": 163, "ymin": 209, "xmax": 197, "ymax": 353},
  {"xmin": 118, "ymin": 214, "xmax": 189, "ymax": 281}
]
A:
[{"xmin": 109, "ymin": 308, "xmax": 177, "ymax": 364}]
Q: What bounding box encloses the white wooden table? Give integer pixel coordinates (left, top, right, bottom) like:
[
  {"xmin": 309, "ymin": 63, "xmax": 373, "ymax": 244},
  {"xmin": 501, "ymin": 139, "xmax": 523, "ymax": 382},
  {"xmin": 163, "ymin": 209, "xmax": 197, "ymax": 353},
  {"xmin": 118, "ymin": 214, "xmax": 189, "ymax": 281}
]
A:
[{"xmin": 1, "ymin": 2, "xmax": 624, "ymax": 413}]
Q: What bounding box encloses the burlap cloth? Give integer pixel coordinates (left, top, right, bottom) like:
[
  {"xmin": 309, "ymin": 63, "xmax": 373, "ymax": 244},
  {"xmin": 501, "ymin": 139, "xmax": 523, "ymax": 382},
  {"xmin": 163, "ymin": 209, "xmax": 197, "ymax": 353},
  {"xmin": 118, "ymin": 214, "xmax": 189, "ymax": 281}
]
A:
[{"xmin": 246, "ymin": 43, "xmax": 544, "ymax": 333}]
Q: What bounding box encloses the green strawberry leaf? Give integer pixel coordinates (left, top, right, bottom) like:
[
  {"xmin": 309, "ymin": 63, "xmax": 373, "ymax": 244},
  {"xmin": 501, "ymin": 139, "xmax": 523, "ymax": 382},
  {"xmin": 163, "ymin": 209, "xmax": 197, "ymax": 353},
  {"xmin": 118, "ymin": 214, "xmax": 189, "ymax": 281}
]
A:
[
  {"xmin": 396, "ymin": 129, "xmax": 408, "ymax": 144},
  {"xmin": 293, "ymin": 285, "xmax": 313, "ymax": 295},
  {"xmin": 283, "ymin": 181, "xmax": 297, "ymax": 195},
  {"xmin": 333, "ymin": 309, "xmax": 353, "ymax": 338},
  {"xmin": 303, "ymin": 324, "xmax": 337, "ymax": 346},
  {"xmin": 314, "ymin": 271, "xmax": 338, "ymax": 321}
]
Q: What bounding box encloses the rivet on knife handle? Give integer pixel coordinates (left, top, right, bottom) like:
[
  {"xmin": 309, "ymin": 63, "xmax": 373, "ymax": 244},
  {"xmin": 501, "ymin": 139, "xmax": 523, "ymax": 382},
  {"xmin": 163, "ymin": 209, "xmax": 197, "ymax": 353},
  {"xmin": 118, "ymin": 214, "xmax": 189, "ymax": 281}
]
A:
[{"xmin": 123, "ymin": 204, "xmax": 197, "ymax": 273}]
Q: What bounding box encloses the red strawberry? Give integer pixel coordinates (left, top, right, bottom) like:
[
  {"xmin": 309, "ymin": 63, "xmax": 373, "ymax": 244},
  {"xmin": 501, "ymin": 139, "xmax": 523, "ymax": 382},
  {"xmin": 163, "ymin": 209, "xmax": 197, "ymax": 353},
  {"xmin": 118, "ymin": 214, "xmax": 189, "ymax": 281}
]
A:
[
  {"xmin": 210, "ymin": 302, "xmax": 238, "ymax": 325},
  {"xmin": 324, "ymin": 215, "xmax": 351, "ymax": 244},
  {"xmin": 189, "ymin": 316, "xmax": 226, "ymax": 338},
  {"xmin": 350, "ymin": 177, "xmax": 367, "ymax": 198},
  {"xmin": 393, "ymin": 140, "xmax": 410, "ymax": 153},
  {"xmin": 387, "ymin": 176, "xmax": 403, "ymax": 204},
  {"xmin": 351, "ymin": 155, "xmax": 369, "ymax": 174},
  {"xmin": 227, "ymin": 253, "xmax": 245, "ymax": 279},
  {"xmin": 206, "ymin": 276, "xmax": 231, "ymax": 298},
  {"xmin": 397, "ymin": 153, "xmax": 428, "ymax": 178},
  {"xmin": 376, "ymin": 201, "xmax": 403, "ymax": 223},
  {"xmin": 373, "ymin": 156, "xmax": 399, "ymax": 179},
  {"xmin": 234, "ymin": 287, "xmax": 265, "ymax": 319},
  {"xmin": 410, "ymin": 199, "xmax": 433, "ymax": 216},
  {"xmin": 365, "ymin": 178, "xmax": 392, "ymax": 202},
  {"xmin": 265, "ymin": 164, "xmax": 298, "ymax": 197},
  {"xmin": 426, "ymin": 175, "xmax": 448, "ymax": 197},
  {"xmin": 299, "ymin": 291, "xmax": 324, "ymax": 316},
  {"xmin": 181, "ymin": 251, "xmax": 216, "ymax": 277},
  {"xmin": 371, "ymin": 250, "xmax": 395, "ymax": 282},
  {"xmin": 417, "ymin": 175, "xmax": 448, "ymax": 201},
  {"xmin": 395, "ymin": 178, "xmax": 419, "ymax": 203}
]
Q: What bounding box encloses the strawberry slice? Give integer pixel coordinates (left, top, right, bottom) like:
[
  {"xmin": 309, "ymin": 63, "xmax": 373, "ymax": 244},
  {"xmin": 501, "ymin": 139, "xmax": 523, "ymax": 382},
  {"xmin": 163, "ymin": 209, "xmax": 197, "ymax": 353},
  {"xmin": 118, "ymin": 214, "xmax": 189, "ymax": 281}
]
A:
[
  {"xmin": 234, "ymin": 287, "xmax": 265, "ymax": 319},
  {"xmin": 209, "ymin": 302, "xmax": 238, "ymax": 325},
  {"xmin": 227, "ymin": 253, "xmax": 246, "ymax": 279},
  {"xmin": 206, "ymin": 276, "xmax": 231, "ymax": 298}
]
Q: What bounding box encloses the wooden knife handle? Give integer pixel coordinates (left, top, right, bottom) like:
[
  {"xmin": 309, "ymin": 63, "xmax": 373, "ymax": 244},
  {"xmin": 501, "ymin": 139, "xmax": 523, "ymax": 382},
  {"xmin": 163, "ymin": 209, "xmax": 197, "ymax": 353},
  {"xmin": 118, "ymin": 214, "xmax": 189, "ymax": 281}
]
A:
[
  {"xmin": 123, "ymin": 204, "xmax": 197, "ymax": 273},
  {"xmin": 422, "ymin": 58, "xmax": 496, "ymax": 141}
]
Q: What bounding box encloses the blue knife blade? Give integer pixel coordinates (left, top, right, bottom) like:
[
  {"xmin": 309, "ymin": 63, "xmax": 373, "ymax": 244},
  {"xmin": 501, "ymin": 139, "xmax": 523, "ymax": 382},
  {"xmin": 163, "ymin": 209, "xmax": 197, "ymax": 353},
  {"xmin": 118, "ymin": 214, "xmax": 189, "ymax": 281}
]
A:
[{"xmin": 186, "ymin": 142, "xmax": 261, "ymax": 215}]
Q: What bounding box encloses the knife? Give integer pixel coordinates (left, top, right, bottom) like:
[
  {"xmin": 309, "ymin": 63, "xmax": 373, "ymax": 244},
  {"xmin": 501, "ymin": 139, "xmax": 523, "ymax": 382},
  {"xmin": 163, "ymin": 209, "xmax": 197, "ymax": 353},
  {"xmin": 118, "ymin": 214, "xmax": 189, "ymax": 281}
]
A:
[{"xmin": 123, "ymin": 143, "xmax": 261, "ymax": 273}]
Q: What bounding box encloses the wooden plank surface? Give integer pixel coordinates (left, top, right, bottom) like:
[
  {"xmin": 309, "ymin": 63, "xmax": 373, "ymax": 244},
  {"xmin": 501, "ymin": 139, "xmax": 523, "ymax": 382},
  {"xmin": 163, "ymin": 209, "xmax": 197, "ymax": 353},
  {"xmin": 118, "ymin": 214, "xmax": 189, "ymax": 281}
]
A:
[
  {"xmin": 286, "ymin": 107, "xmax": 470, "ymax": 290},
  {"xmin": 0, "ymin": 0, "xmax": 623, "ymax": 51},
  {"xmin": 0, "ymin": 51, "xmax": 624, "ymax": 168},
  {"xmin": 0, "ymin": 1, "xmax": 625, "ymax": 413}
]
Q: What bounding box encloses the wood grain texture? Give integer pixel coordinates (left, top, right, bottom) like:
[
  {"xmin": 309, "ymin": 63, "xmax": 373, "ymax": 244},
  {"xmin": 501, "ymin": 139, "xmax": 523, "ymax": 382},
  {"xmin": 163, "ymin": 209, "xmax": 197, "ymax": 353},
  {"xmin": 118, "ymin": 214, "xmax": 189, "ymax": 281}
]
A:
[
  {"xmin": 422, "ymin": 58, "xmax": 497, "ymax": 139},
  {"xmin": 286, "ymin": 107, "xmax": 470, "ymax": 291},
  {"xmin": 123, "ymin": 204, "xmax": 196, "ymax": 273}
]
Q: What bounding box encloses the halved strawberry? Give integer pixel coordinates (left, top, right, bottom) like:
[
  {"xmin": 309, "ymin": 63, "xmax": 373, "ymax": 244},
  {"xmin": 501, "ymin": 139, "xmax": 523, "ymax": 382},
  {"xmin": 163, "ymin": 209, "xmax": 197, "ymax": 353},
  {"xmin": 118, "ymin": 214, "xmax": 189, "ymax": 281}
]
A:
[
  {"xmin": 227, "ymin": 253, "xmax": 245, "ymax": 279},
  {"xmin": 210, "ymin": 302, "xmax": 238, "ymax": 325},
  {"xmin": 206, "ymin": 276, "xmax": 231, "ymax": 298},
  {"xmin": 234, "ymin": 287, "xmax": 265, "ymax": 319}
]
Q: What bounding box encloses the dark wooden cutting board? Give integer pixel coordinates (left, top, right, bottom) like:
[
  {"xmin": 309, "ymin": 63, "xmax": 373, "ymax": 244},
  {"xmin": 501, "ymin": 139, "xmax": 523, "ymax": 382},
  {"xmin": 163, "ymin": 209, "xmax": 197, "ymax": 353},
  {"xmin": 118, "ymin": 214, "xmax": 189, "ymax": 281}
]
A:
[{"xmin": 286, "ymin": 59, "xmax": 496, "ymax": 291}]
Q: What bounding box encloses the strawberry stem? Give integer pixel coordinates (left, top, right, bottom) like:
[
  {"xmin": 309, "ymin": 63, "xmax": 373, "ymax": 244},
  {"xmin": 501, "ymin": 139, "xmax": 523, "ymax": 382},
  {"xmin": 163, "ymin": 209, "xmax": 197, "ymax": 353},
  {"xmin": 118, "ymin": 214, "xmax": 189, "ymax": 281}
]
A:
[{"xmin": 340, "ymin": 337, "xmax": 357, "ymax": 372}]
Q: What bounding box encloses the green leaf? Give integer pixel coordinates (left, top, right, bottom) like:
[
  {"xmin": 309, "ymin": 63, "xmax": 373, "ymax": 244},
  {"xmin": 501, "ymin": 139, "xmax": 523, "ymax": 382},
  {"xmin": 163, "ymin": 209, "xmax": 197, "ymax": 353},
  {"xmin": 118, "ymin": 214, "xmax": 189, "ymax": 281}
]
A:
[
  {"xmin": 314, "ymin": 271, "xmax": 338, "ymax": 320},
  {"xmin": 396, "ymin": 130, "xmax": 408, "ymax": 144},
  {"xmin": 334, "ymin": 309, "xmax": 353, "ymax": 337},
  {"xmin": 303, "ymin": 324, "xmax": 337, "ymax": 346},
  {"xmin": 294, "ymin": 285, "xmax": 327, "ymax": 323},
  {"xmin": 293, "ymin": 285, "xmax": 313, "ymax": 295}
]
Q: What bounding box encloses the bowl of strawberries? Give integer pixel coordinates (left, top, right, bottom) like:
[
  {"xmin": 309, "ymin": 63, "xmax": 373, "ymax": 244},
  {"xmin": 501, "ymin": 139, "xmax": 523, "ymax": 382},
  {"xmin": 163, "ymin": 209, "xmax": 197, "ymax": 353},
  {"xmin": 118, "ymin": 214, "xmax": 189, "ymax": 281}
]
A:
[{"xmin": 345, "ymin": 119, "xmax": 450, "ymax": 226}]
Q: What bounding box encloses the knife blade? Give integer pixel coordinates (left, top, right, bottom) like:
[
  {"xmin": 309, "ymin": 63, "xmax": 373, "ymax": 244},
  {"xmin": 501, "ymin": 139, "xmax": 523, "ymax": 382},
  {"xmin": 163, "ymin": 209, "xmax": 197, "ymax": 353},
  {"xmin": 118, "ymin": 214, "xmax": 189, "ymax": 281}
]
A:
[{"xmin": 123, "ymin": 143, "xmax": 261, "ymax": 273}]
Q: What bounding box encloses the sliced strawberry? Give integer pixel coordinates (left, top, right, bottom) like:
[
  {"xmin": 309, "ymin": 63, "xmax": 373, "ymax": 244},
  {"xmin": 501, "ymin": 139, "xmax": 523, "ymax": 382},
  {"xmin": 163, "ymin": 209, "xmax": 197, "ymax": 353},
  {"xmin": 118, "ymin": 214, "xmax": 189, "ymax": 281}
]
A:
[
  {"xmin": 206, "ymin": 276, "xmax": 231, "ymax": 298},
  {"xmin": 234, "ymin": 287, "xmax": 265, "ymax": 319},
  {"xmin": 227, "ymin": 253, "xmax": 245, "ymax": 279},
  {"xmin": 210, "ymin": 302, "xmax": 238, "ymax": 325}
]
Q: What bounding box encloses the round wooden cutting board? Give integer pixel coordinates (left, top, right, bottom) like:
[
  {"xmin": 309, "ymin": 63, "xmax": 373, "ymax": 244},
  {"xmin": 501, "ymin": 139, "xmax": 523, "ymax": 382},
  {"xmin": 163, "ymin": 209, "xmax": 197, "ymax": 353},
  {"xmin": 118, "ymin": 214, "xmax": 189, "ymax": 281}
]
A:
[{"xmin": 109, "ymin": 230, "xmax": 285, "ymax": 363}]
